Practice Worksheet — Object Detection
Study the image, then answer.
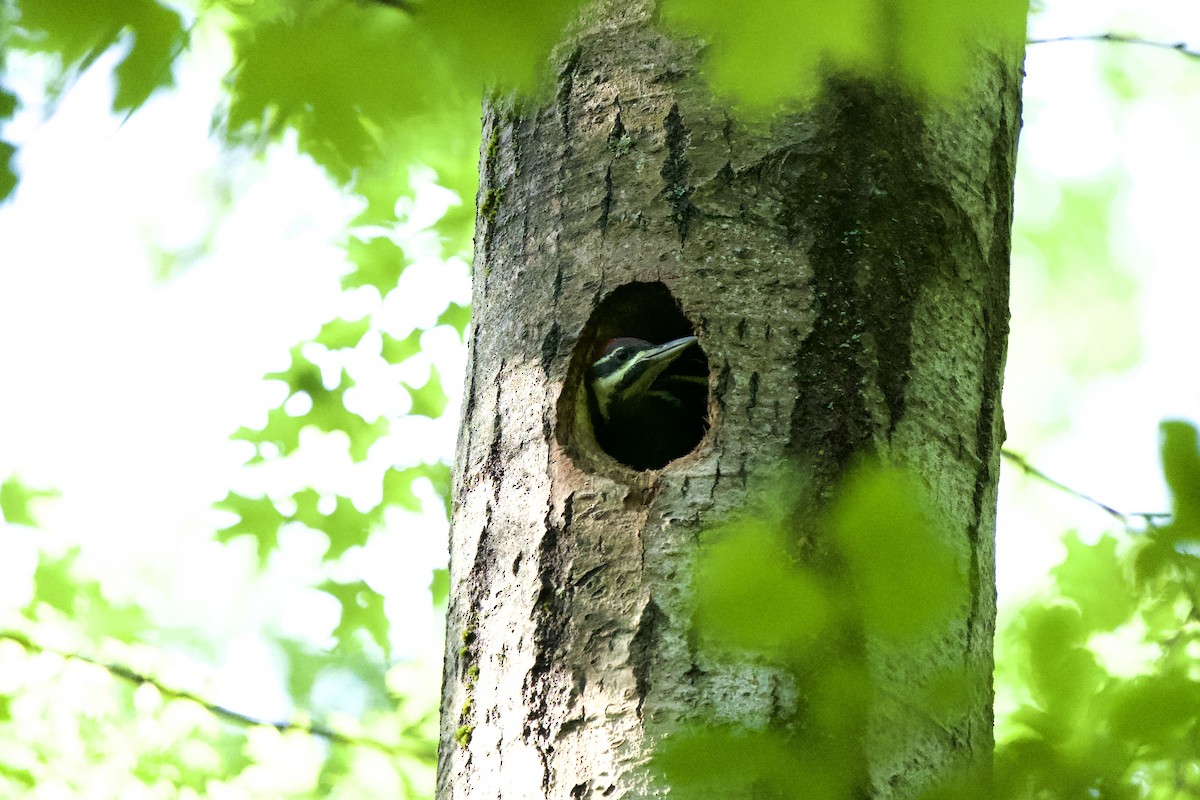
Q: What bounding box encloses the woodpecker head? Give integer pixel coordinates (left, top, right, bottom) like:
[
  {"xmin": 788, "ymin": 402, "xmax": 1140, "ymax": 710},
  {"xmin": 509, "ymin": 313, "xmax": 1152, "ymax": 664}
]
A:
[
  {"xmin": 586, "ymin": 335, "xmax": 707, "ymax": 469},
  {"xmin": 589, "ymin": 336, "xmax": 699, "ymax": 423}
]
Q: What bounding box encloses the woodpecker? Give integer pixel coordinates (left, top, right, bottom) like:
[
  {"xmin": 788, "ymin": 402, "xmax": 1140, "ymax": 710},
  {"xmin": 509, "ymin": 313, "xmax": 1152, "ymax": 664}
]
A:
[{"xmin": 588, "ymin": 335, "xmax": 708, "ymax": 469}]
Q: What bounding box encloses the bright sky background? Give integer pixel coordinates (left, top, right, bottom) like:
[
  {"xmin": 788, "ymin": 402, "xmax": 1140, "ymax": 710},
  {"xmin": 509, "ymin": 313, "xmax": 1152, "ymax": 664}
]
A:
[{"xmin": 0, "ymin": 0, "xmax": 1198, "ymax": 717}]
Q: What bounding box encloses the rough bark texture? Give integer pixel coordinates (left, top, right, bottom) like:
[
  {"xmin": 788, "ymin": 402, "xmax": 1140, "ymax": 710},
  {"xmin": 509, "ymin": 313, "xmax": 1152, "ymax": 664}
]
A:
[{"xmin": 438, "ymin": 2, "xmax": 1022, "ymax": 797}]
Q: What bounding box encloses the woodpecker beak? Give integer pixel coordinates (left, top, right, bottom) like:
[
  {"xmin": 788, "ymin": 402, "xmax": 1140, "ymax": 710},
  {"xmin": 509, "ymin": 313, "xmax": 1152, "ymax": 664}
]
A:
[{"xmin": 643, "ymin": 336, "xmax": 697, "ymax": 368}]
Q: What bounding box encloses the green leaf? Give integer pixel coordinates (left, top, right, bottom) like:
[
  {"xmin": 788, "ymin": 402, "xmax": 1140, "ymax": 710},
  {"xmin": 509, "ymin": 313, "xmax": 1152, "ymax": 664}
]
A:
[
  {"xmin": 343, "ymin": 236, "xmax": 407, "ymax": 293},
  {"xmin": 1019, "ymin": 603, "xmax": 1106, "ymax": 729},
  {"xmin": 436, "ymin": 302, "xmax": 471, "ymax": 335},
  {"xmin": 654, "ymin": 726, "xmax": 857, "ymax": 799},
  {"xmin": 264, "ymin": 345, "xmax": 324, "ymax": 396},
  {"xmin": 225, "ymin": 2, "xmax": 432, "ymax": 181},
  {"xmin": 248, "ymin": 349, "xmax": 390, "ymax": 461},
  {"xmin": 27, "ymin": 549, "xmax": 81, "ymax": 617},
  {"xmin": 1159, "ymin": 420, "xmax": 1200, "ymax": 540},
  {"xmin": 0, "ymin": 139, "xmax": 15, "ymax": 202},
  {"xmin": 381, "ymin": 328, "xmax": 422, "ymax": 365},
  {"xmin": 430, "ymin": 568, "xmax": 449, "ymax": 608},
  {"xmin": 214, "ymin": 492, "xmax": 287, "ymax": 565},
  {"xmin": 109, "ymin": 0, "xmax": 187, "ymax": 112},
  {"xmin": 405, "ymin": 367, "xmax": 448, "ymax": 419},
  {"xmin": 1108, "ymin": 670, "xmax": 1200, "ymax": 752},
  {"xmin": 14, "ymin": 0, "xmax": 185, "ymax": 112},
  {"xmin": 292, "ymin": 492, "xmax": 377, "ymax": 560},
  {"xmin": 382, "ymin": 463, "xmax": 451, "ymax": 514},
  {"xmin": 830, "ymin": 465, "xmax": 964, "ymax": 639},
  {"xmin": 319, "ymin": 579, "xmax": 390, "ymax": 659},
  {"xmin": 1051, "ymin": 532, "xmax": 1135, "ymax": 633},
  {"xmin": 232, "ymin": 405, "xmax": 305, "ymax": 459},
  {"xmin": 660, "ymin": 0, "xmax": 1028, "ymax": 107},
  {"xmin": 0, "ymin": 475, "xmax": 59, "ymax": 527},
  {"xmin": 693, "ymin": 519, "xmax": 829, "ymax": 657},
  {"xmin": 313, "ymin": 316, "xmax": 372, "ymax": 350},
  {"xmin": 419, "ymin": 0, "xmax": 581, "ymax": 93}
]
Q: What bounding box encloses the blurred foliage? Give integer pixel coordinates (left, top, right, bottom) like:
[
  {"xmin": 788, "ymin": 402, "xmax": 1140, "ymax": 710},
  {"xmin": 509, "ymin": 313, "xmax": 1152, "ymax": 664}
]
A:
[
  {"xmin": 0, "ymin": 474, "xmax": 59, "ymax": 527},
  {"xmin": 662, "ymin": 0, "xmax": 1028, "ymax": 106},
  {"xmin": 665, "ymin": 429, "xmax": 1200, "ymax": 798},
  {"xmin": 661, "ymin": 464, "xmax": 965, "ymax": 797},
  {"xmin": 992, "ymin": 421, "xmax": 1200, "ymax": 799}
]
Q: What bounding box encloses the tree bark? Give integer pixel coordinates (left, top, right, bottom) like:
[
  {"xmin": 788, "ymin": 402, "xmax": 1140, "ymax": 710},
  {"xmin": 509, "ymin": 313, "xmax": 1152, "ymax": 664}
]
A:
[{"xmin": 438, "ymin": 2, "xmax": 1022, "ymax": 797}]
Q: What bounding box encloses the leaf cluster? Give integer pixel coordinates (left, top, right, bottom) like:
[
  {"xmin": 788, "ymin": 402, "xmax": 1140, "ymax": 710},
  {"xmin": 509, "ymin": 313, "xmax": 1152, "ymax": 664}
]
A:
[{"xmin": 994, "ymin": 421, "xmax": 1200, "ymax": 799}]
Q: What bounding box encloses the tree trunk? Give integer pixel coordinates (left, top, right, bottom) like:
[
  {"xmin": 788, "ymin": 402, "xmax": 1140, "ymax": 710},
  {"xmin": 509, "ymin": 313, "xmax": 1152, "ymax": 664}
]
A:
[{"xmin": 438, "ymin": 2, "xmax": 1022, "ymax": 797}]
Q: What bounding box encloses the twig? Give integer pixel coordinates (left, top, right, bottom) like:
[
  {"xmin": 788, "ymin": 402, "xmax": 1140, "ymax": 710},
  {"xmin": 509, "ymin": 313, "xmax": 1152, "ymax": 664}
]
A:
[
  {"xmin": 1001, "ymin": 448, "xmax": 1171, "ymax": 528},
  {"xmin": 0, "ymin": 630, "xmax": 433, "ymax": 758},
  {"xmin": 1028, "ymin": 33, "xmax": 1200, "ymax": 61}
]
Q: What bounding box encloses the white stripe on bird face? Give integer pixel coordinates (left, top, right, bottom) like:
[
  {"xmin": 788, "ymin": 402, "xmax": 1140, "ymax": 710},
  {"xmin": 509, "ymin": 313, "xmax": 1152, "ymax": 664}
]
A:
[{"xmin": 589, "ymin": 336, "xmax": 699, "ymax": 422}]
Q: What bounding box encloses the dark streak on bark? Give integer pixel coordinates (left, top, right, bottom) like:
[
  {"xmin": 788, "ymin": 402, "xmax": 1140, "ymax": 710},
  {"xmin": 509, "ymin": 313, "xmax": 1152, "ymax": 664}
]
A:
[
  {"xmin": 629, "ymin": 599, "xmax": 666, "ymax": 716},
  {"xmin": 780, "ymin": 79, "xmax": 935, "ymax": 490},
  {"xmin": 557, "ymin": 47, "xmax": 582, "ymax": 138},
  {"xmin": 746, "ymin": 371, "xmax": 759, "ymax": 416},
  {"xmin": 526, "ymin": 509, "xmax": 573, "ymax": 792},
  {"xmin": 660, "ymin": 103, "xmax": 696, "ymax": 242},
  {"xmin": 461, "ymin": 323, "xmax": 481, "ymax": 460},
  {"xmin": 552, "ymin": 254, "xmax": 564, "ymax": 305},
  {"xmin": 601, "ymin": 99, "xmax": 625, "ymax": 234},
  {"xmin": 600, "ymin": 164, "xmax": 613, "ymax": 233},
  {"xmin": 463, "ymin": 501, "xmax": 494, "ymax": 676},
  {"xmin": 541, "ymin": 323, "xmax": 562, "ymax": 377},
  {"xmin": 486, "ymin": 370, "xmax": 505, "ymax": 504},
  {"xmin": 480, "ymin": 113, "xmax": 503, "ymax": 262},
  {"xmin": 713, "ymin": 360, "xmax": 731, "ymax": 410}
]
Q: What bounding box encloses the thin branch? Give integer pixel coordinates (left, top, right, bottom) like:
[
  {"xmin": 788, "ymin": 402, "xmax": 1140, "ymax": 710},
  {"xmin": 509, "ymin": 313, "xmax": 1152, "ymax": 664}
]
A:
[
  {"xmin": 1028, "ymin": 33, "xmax": 1200, "ymax": 61},
  {"xmin": 1001, "ymin": 448, "xmax": 1171, "ymax": 528},
  {"xmin": 0, "ymin": 630, "xmax": 433, "ymax": 758}
]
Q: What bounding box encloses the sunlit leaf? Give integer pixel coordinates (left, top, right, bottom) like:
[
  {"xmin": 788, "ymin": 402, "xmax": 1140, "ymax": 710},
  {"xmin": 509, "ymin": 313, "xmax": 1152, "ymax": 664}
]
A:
[
  {"xmin": 26, "ymin": 549, "xmax": 80, "ymax": 617},
  {"xmin": 1052, "ymin": 532, "xmax": 1135, "ymax": 633},
  {"xmin": 654, "ymin": 725, "xmax": 858, "ymax": 799},
  {"xmin": 418, "ymin": 0, "xmax": 581, "ymax": 93},
  {"xmin": 437, "ymin": 302, "xmax": 471, "ymax": 335},
  {"xmin": 1160, "ymin": 420, "xmax": 1200, "ymax": 539},
  {"xmin": 430, "ymin": 568, "xmax": 449, "ymax": 608},
  {"xmin": 693, "ymin": 519, "xmax": 829, "ymax": 656},
  {"xmin": 319, "ymin": 579, "xmax": 390, "ymax": 658},
  {"xmin": 405, "ymin": 367, "xmax": 448, "ymax": 419},
  {"xmin": 0, "ymin": 119, "xmax": 16, "ymax": 201},
  {"xmin": 252, "ymin": 349, "xmax": 391, "ymax": 460},
  {"xmin": 314, "ymin": 316, "xmax": 372, "ymax": 351},
  {"xmin": 294, "ymin": 493, "xmax": 376, "ymax": 560},
  {"xmin": 214, "ymin": 491, "xmax": 287, "ymax": 565},
  {"xmin": 343, "ymin": 236, "xmax": 407, "ymax": 293},
  {"xmin": 0, "ymin": 474, "xmax": 59, "ymax": 527},
  {"xmin": 274, "ymin": 635, "xmax": 391, "ymax": 715},
  {"xmin": 225, "ymin": 2, "xmax": 432, "ymax": 181},
  {"xmin": 14, "ymin": 0, "xmax": 185, "ymax": 112},
  {"xmin": 381, "ymin": 328, "xmax": 422, "ymax": 365}
]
